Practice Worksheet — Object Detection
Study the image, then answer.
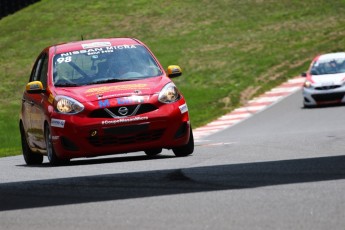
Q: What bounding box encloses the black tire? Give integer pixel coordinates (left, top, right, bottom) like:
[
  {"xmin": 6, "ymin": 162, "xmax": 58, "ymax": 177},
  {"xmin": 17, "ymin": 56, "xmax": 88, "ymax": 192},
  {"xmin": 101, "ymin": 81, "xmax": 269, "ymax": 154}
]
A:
[
  {"xmin": 20, "ymin": 122, "xmax": 43, "ymax": 165},
  {"xmin": 144, "ymin": 148, "xmax": 162, "ymax": 157},
  {"xmin": 45, "ymin": 125, "xmax": 69, "ymax": 166},
  {"xmin": 303, "ymin": 103, "xmax": 310, "ymax": 108},
  {"xmin": 303, "ymin": 103, "xmax": 315, "ymax": 109},
  {"xmin": 173, "ymin": 128, "xmax": 194, "ymax": 157}
]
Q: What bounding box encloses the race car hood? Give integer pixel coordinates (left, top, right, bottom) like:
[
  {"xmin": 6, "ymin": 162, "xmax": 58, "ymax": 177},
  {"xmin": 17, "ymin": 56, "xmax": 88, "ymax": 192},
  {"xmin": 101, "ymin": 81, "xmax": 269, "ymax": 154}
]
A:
[
  {"xmin": 53, "ymin": 76, "xmax": 171, "ymax": 102},
  {"xmin": 311, "ymin": 73, "xmax": 345, "ymax": 86}
]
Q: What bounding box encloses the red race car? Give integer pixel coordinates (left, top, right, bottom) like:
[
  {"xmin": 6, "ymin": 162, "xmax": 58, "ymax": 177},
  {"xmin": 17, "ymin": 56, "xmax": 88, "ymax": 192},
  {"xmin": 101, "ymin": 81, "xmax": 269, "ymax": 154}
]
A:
[{"xmin": 19, "ymin": 38, "xmax": 194, "ymax": 165}]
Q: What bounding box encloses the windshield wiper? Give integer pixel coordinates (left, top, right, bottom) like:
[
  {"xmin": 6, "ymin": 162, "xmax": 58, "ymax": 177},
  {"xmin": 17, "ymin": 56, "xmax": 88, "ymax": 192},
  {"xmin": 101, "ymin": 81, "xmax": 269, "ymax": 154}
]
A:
[
  {"xmin": 54, "ymin": 82, "xmax": 79, "ymax": 87},
  {"xmin": 87, "ymin": 78, "xmax": 134, "ymax": 85}
]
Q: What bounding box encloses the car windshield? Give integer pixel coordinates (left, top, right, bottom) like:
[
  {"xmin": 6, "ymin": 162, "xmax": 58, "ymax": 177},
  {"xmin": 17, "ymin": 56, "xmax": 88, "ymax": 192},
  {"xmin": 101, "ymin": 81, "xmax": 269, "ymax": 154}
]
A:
[
  {"xmin": 53, "ymin": 45, "xmax": 163, "ymax": 87},
  {"xmin": 310, "ymin": 58, "xmax": 345, "ymax": 75}
]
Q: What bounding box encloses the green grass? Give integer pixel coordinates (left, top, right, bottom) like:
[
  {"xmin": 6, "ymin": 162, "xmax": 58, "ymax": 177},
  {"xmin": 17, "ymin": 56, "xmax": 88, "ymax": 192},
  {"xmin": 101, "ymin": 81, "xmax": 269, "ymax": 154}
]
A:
[
  {"xmin": 1, "ymin": 0, "xmax": 345, "ymax": 157},
  {"xmin": 0, "ymin": 104, "xmax": 21, "ymax": 156}
]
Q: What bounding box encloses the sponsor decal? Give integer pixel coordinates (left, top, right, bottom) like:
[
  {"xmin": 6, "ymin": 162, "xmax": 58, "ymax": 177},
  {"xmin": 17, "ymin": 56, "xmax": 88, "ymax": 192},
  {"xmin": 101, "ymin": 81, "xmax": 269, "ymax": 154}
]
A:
[
  {"xmin": 98, "ymin": 99, "xmax": 111, "ymax": 108},
  {"xmin": 52, "ymin": 136, "xmax": 60, "ymax": 140},
  {"xmin": 96, "ymin": 92, "xmax": 136, "ymax": 100},
  {"xmin": 101, "ymin": 117, "xmax": 148, "ymax": 125},
  {"xmin": 81, "ymin": 42, "xmax": 111, "ymax": 49},
  {"xmin": 117, "ymin": 96, "xmax": 147, "ymax": 105},
  {"xmin": 60, "ymin": 45, "xmax": 137, "ymax": 57},
  {"xmin": 86, "ymin": 84, "xmax": 149, "ymax": 96},
  {"xmin": 179, "ymin": 103, "xmax": 188, "ymax": 114},
  {"xmin": 171, "ymin": 67, "xmax": 180, "ymax": 74},
  {"xmin": 29, "ymin": 84, "xmax": 40, "ymax": 90},
  {"xmin": 51, "ymin": 118, "xmax": 65, "ymax": 128},
  {"xmin": 98, "ymin": 96, "xmax": 149, "ymax": 108}
]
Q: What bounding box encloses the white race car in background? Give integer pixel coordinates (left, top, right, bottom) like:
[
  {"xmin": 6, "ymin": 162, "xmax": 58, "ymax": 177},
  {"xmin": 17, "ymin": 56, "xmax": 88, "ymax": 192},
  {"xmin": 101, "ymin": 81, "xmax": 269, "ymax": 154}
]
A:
[{"xmin": 302, "ymin": 52, "xmax": 345, "ymax": 107}]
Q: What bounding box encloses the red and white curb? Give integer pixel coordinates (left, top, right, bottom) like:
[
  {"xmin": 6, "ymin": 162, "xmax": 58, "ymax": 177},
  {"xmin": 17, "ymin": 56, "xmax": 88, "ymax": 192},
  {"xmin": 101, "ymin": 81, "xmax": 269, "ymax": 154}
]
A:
[{"xmin": 193, "ymin": 77, "xmax": 305, "ymax": 142}]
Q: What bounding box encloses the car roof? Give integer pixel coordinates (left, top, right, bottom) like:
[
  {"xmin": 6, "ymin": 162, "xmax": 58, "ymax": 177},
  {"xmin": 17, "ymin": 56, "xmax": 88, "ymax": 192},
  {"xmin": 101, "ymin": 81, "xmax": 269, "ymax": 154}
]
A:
[
  {"xmin": 51, "ymin": 38, "xmax": 143, "ymax": 54},
  {"xmin": 315, "ymin": 52, "xmax": 345, "ymax": 62}
]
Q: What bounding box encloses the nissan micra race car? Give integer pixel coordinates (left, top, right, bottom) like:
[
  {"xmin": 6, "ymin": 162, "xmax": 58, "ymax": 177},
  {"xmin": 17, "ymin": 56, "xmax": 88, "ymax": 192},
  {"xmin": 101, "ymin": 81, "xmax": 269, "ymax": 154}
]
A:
[
  {"xmin": 19, "ymin": 38, "xmax": 194, "ymax": 165},
  {"xmin": 302, "ymin": 52, "xmax": 345, "ymax": 107}
]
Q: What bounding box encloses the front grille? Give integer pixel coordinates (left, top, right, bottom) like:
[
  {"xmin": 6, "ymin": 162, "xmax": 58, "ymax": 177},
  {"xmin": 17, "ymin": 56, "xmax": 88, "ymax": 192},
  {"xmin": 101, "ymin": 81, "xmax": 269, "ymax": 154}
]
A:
[
  {"xmin": 312, "ymin": 93, "xmax": 345, "ymax": 102},
  {"xmin": 89, "ymin": 104, "xmax": 157, "ymax": 118},
  {"xmin": 88, "ymin": 128, "xmax": 165, "ymax": 146},
  {"xmin": 315, "ymin": 85, "xmax": 341, "ymax": 90}
]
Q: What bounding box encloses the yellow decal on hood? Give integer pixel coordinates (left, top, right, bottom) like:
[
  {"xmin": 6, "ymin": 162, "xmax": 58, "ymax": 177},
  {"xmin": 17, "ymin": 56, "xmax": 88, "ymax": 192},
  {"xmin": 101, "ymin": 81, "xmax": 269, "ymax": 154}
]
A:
[{"xmin": 85, "ymin": 84, "xmax": 149, "ymax": 96}]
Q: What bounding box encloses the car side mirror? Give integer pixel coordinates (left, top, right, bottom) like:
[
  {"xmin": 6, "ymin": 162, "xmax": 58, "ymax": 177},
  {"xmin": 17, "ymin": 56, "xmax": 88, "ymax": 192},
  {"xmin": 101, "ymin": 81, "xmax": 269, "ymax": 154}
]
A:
[
  {"xmin": 26, "ymin": 81, "xmax": 45, "ymax": 94},
  {"xmin": 301, "ymin": 72, "xmax": 307, "ymax": 77},
  {"xmin": 167, "ymin": 65, "xmax": 182, "ymax": 78}
]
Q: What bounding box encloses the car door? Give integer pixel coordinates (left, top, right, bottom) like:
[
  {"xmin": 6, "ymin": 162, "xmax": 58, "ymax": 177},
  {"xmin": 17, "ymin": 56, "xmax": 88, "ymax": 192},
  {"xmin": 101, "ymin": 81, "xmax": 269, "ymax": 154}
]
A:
[{"xmin": 25, "ymin": 52, "xmax": 49, "ymax": 150}]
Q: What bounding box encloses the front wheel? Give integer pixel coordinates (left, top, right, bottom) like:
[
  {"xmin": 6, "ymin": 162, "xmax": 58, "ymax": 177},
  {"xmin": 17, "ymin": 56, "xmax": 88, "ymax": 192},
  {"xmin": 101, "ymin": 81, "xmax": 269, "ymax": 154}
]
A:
[
  {"xmin": 144, "ymin": 148, "xmax": 162, "ymax": 157},
  {"xmin": 45, "ymin": 125, "xmax": 69, "ymax": 166},
  {"xmin": 20, "ymin": 122, "xmax": 43, "ymax": 165},
  {"xmin": 173, "ymin": 128, "xmax": 194, "ymax": 157}
]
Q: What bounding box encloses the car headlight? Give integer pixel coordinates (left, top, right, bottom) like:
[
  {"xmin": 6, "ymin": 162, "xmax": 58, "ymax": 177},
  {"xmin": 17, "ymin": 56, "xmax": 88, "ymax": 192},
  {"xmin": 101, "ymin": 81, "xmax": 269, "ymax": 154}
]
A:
[
  {"xmin": 158, "ymin": 82, "xmax": 180, "ymax": 103},
  {"xmin": 54, "ymin": 96, "xmax": 84, "ymax": 114},
  {"xmin": 304, "ymin": 81, "xmax": 312, "ymax": 88}
]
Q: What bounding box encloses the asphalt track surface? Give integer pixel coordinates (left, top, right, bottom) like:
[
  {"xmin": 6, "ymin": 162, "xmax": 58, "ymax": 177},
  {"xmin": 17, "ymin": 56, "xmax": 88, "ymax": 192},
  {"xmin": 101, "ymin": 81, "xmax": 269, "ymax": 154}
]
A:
[{"xmin": 1, "ymin": 89, "xmax": 345, "ymax": 230}]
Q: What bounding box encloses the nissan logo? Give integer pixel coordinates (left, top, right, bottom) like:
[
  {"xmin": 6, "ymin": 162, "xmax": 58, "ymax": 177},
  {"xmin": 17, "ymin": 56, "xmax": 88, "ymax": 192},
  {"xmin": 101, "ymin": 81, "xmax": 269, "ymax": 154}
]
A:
[{"xmin": 118, "ymin": 107, "xmax": 129, "ymax": 116}]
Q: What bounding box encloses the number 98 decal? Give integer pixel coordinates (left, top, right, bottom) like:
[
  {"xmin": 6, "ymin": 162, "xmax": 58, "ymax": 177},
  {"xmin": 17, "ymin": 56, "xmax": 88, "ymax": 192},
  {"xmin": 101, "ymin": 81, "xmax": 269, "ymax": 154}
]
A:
[{"xmin": 57, "ymin": 56, "xmax": 72, "ymax": 63}]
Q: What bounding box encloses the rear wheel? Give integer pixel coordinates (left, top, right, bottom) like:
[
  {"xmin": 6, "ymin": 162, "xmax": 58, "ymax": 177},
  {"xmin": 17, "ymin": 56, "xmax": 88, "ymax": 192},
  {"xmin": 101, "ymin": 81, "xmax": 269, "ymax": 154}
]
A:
[
  {"xmin": 20, "ymin": 122, "xmax": 43, "ymax": 165},
  {"xmin": 45, "ymin": 125, "xmax": 69, "ymax": 166},
  {"xmin": 173, "ymin": 128, "xmax": 194, "ymax": 157}
]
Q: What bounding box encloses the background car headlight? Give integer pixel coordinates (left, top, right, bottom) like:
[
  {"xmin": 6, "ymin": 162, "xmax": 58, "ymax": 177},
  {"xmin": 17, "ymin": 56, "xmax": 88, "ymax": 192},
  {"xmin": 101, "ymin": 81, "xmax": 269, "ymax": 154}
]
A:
[
  {"xmin": 158, "ymin": 82, "xmax": 180, "ymax": 103},
  {"xmin": 304, "ymin": 81, "xmax": 312, "ymax": 88},
  {"xmin": 55, "ymin": 96, "xmax": 84, "ymax": 114}
]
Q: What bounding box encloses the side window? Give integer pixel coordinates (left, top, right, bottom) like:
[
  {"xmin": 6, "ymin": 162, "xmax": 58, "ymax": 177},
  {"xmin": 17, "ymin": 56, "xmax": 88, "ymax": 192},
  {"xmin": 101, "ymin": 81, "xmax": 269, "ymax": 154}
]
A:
[
  {"xmin": 29, "ymin": 53, "xmax": 48, "ymax": 88},
  {"xmin": 30, "ymin": 56, "xmax": 42, "ymax": 82},
  {"xmin": 39, "ymin": 55, "xmax": 48, "ymax": 88}
]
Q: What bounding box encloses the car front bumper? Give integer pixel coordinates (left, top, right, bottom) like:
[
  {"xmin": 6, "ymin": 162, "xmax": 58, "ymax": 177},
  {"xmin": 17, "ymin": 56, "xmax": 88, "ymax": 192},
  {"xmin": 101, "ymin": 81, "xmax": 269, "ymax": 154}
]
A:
[
  {"xmin": 302, "ymin": 85, "xmax": 345, "ymax": 106},
  {"xmin": 49, "ymin": 101, "xmax": 191, "ymax": 159}
]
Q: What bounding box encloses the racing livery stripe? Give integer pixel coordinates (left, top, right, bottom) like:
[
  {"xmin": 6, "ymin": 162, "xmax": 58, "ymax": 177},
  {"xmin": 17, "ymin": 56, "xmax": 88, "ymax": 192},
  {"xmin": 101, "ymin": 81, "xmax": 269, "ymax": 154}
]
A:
[{"xmin": 193, "ymin": 76, "xmax": 305, "ymax": 141}]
